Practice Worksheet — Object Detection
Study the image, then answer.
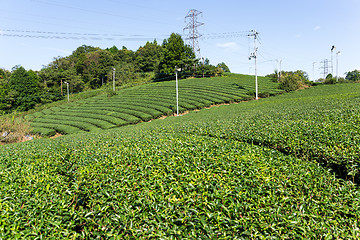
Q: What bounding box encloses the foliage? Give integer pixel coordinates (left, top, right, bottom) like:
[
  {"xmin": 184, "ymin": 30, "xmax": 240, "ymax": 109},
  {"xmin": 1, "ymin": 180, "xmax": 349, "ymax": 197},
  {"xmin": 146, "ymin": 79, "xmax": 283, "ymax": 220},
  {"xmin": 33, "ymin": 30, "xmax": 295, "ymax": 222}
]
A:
[
  {"xmin": 324, "ymin": 73, "xmax": 336, "ymax": 84},
  {"xmin": 1, "ymin": 83, "xmax": 360, "ymax": 238},
  {"xmin": 8, "ymin": 66, "xmax": 42, "ymax": 111},
  {"xmin": 0, "ymin": 114, "xmax": 32, "ymax": 143},
  {"xmin": 277, "ymin": 70, "xmax": 310, "ymax": 92},
  {"xmin": 0, "ymin": 70, "xmax": 10, "ymax": 113},
  {"xmin": 345, "ymin": 70, "xmax": 360, "ymax": 82},
  {"xmin": 157, "ymin": 33, "xmax": 196, "ymax": 78},
  {"xmin": 135, "ymin": 40, "xmax": 162, "ymax": 72},
  {"xmin": 175, "ymin": 83, "xmax": 360, "ymax": 183},
  {"xmin": 265, "ymin": 70, "xmax": 281, "ymax": 83},
  {"xmin": 0, "ymin": 34, "xmax": 230, "ymax": 114},
  {"xmin": 216, "ymin": 62, "xmax": 230, "ymax": 72},
  {"xmin": 26, "ymin": 74, "xmax": 283, "ymax": 136},
  {"xmin": 0, "ymin": 68, "xmax": 11, "ymax": 81},
  {"xmin": 106, "ymin": 88, "xmax": 117, "ymax": 98}
]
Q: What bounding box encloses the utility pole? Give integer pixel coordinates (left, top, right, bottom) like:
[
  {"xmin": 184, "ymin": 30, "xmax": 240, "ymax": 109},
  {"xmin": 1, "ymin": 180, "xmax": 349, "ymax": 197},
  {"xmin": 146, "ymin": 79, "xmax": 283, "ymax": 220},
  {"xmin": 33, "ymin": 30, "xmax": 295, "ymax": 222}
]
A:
[
  {"xmin": 277, "ymin": 59, "xmax": 282, "ymax": 82},
  {"xmin": 331, "ymin": 45, "xmax": 336, "ymax": 75},
  {"xmin": 184, "ymin": 9, "xmax": 204, "ymax": 59},
  {"xmin": 312, "ymin": 62, "xmax": 316, "ymax": 81},
  {"xmin": 248, "ymin": 30, "xmax": 259, "ymax": 100},
  {"xmin": 64, "ymin": 82, "xmax": 69, "ymax": 101},
  {"xmin": 336, "ymin": 51, "xmax": 341, "ymax": 82},
  {"xmin": 112, "ymin": 68, "xmax": 116, "ymax": 92},
  {"xmin": 175, "ymin": 66, "xmax": 181, "ymax": 116}
]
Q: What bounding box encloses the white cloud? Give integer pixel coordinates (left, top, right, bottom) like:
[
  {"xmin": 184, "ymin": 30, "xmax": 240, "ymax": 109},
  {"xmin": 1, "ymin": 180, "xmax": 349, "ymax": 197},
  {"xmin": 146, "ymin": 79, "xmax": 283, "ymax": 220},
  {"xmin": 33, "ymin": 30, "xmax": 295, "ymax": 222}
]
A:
[
  {"xmin": 313, "ymin": 26, "xmax": 321, "ymax": 31},
  {"xmin": 216, "ymin": 42, "xmax": 241, "ymax": 52}
]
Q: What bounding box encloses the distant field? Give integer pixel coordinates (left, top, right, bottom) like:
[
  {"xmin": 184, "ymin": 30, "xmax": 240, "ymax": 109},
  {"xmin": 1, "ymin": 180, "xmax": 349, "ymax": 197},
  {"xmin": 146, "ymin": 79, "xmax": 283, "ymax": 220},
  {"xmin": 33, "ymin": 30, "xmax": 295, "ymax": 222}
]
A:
[
  {"xmin": 25, "ymin": 74, "xmax": 283, "ymax": 136},
  {"xmin": 1, "ymin": 82, "xmax": 360, "ymax": 238}
]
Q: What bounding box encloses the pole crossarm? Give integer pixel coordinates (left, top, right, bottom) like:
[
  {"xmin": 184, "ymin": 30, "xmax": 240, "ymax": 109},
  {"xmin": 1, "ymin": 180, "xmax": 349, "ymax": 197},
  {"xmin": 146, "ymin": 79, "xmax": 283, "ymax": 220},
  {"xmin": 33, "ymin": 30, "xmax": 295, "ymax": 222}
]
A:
[{"xmin": 248, "ymin": 30, "xmax": 260, "ymax": 100}]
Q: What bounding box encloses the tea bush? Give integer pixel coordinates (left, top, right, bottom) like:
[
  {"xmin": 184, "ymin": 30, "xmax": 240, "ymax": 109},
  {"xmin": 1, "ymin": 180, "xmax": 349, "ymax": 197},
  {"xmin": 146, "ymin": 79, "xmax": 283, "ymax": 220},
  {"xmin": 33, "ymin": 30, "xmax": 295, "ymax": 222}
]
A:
[{"xmin": 26, "ymin": 74, "xmax": 283, "ymax": 136}]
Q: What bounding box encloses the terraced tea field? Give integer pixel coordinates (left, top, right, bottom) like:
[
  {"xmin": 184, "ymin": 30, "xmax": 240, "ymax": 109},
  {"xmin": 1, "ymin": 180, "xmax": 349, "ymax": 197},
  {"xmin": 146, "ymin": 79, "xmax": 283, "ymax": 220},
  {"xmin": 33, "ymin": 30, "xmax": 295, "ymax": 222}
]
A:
[
  {"xmin": 25, "ymin": 74, "xmax": 283, "ymax": 136},
  {"xmin": 1, "ymin": 82, "xmax": 360, "ymax": 238}
]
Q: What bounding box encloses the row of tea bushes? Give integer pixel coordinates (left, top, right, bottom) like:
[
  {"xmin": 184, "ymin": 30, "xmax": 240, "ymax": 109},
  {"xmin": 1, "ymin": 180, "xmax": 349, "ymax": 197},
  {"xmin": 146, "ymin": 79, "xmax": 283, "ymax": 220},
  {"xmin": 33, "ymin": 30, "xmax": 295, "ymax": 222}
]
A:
[
  {"xmin": 1, "ymin": 127, "xmax": 359, "ymax": 238},
  {"xmin": 26, "ymin": 74, "xmax": 283, "ymax": 136},
  {"xmin": 171, "ymin": 84, "xmax": 360, "ymax": 182}
]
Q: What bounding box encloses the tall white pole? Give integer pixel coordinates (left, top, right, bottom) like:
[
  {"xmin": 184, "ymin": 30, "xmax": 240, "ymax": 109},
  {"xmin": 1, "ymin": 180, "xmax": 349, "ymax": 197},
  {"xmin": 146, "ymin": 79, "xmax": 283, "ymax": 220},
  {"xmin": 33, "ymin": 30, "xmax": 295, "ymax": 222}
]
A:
[
  {"xmin": 254, "ymin": 33, "xmax": 258, "ymax": 100},
  {"xmin": 336, "ymin": 51, "xmax": 341, "ymax": 82},
  {"xmin": 277, "ymin": 60, "xmax": 282, "ymax": 82},
  {"xmin": 279, "ymin": 60, "xmax": 282, "ymax": 78},
  {"xmin": 67, "ymin": 83, "xmax": 69, "ymax": 102},
  {"xmin": 64, "ymin": 82, "xmax": 69, "ymax": 101},
  {"xmin": 248, "ymin": 30, "xmax": 259, "ymax": 100},
  {"xmin": 202, "ymin": 57, "xmax": 205, "ymax": 78},
  {"xmin": 175, "ymin": 67, "xmax": 179, "ymax": 116},
  {"xmin": 331, "ymin": 45, "xmax": 336, "ymax": 75},
  {"xmin": 112, "ymin": 68, "xmax": 116, "ymax": 92},
  {"xmin": 331, "ymin": 50, "xmax": 334, "ymax": 75},
  {"xmin": 313, "ymin": 62, "xmax": 316, "ymax": 81}
]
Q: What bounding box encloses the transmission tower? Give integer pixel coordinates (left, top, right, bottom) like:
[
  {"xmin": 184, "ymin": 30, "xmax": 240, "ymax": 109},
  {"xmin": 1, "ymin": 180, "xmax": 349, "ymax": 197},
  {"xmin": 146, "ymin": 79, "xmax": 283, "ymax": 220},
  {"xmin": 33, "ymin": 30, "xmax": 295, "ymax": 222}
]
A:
[
  {"xmin": 319, "ymin": 59, "xmax": 329, "ymax": 78},
  {"xmin": 184, "ymin": 9, "xmax": 204, "ymax": 59}
]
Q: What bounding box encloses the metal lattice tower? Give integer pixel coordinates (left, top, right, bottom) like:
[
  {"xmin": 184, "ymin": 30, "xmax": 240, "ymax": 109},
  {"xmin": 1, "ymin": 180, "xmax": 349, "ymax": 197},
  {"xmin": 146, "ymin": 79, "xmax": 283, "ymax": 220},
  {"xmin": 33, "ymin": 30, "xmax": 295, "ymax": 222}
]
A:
[
  {"xmin": 320, "ymin": 59, "xmax": 329, "ymax": 78},
  {"xmin": 184, "ymin": 9, "xmax": 204, "ymax": 59}
]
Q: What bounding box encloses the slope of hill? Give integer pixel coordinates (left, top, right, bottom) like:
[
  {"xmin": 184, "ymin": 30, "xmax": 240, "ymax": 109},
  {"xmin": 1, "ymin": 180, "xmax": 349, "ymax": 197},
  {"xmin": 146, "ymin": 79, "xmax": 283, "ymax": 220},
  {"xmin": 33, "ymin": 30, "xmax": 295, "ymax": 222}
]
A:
[
  {"xmin": 25, "ymin": 74, "xmax": 283, "ymax": 136},
  {"xmin": 1, "ymin": 83, "xmax": 360, "ymax": 238}
]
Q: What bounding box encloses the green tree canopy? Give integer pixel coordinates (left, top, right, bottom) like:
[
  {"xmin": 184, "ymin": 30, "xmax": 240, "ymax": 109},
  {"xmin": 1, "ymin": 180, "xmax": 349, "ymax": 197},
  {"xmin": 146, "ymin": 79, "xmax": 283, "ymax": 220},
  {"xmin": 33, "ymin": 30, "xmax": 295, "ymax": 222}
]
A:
[
  {"xmin": 9, "ymin": 66, "xmax": 41, "ymax": 111},
  {"xmin": 216, "ymin": 62, "xmax": 230, "ymax": 73},
  {"xmin": 0, "ymin": 34, "xmax": 225, "ymax": 113},
  {"xmin": 158, "ymin": 33, "xmax": 196, "ymax": 76},
  {"xmin": 345, "ymin": 70, "xmax": 360, "ymax": 82},
  {"xmin": 136, "ymin": 40, "xmax": 162, "ymax": 72},
  {"xmin": 275, "ymin": 70, "xmax": 310, "ymax": 92}
]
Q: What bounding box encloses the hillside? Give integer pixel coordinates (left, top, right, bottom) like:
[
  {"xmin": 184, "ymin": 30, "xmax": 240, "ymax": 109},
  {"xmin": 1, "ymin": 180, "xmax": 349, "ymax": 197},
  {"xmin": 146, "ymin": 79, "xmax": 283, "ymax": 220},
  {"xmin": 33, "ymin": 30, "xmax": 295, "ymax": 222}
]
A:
[
  {"xmin": 1, "ymin": 83, "xmax": 360, "ymax": 238},
  {"xmin": 25, "ymin": 74, "xmax": 283, "ymax": 136}
]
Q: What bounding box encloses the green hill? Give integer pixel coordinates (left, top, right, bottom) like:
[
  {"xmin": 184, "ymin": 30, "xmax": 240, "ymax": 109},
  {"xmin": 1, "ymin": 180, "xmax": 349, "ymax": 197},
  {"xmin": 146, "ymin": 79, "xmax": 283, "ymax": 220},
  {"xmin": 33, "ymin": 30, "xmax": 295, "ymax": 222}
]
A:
[
  {"xmin": 25, "ymin": 74, "xmax": 283, "ymax": 136},
  {"xmin": 1, "ymin": 82, "xmax": 360, "ymax": 238}
]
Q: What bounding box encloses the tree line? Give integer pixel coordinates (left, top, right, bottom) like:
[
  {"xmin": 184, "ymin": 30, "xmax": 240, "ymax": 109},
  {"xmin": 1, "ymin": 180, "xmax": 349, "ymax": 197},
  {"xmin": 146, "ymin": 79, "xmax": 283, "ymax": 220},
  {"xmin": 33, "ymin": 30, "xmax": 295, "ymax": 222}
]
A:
[
  {"xmin": 0, "ymin": 33, "xmax": 230, "ymax": 114},
  {"xmin": 266, "ymin": 69, "xmax": 360, "ymax": 92}
]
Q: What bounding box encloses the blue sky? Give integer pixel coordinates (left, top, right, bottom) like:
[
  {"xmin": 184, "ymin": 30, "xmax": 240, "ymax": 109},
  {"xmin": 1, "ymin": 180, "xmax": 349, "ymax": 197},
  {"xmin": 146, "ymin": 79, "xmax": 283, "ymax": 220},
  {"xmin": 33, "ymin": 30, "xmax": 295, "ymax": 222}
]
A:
[{"xmin": 1, "ymin": 0, "xmax": 359, "ymax": 79}]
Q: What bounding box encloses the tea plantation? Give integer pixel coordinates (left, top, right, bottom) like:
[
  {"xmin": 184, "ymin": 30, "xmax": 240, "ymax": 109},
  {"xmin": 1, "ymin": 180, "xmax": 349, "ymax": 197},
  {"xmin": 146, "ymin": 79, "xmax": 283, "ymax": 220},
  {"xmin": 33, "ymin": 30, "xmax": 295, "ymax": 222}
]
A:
[
  {"xmin": 1, "ymin": 81, "xmax": 360, "ymax": 238},
  {"xmin": 25, "ymin": 74, "xmax": 283, "ymax": 136}
]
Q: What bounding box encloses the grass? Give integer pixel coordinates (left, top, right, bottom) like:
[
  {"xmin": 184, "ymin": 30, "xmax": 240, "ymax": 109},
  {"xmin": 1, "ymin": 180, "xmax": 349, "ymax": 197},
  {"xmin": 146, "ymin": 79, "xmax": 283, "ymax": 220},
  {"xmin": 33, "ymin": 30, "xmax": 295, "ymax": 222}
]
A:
[{"xmin": 0, "ymin": 115, "xmax": 32, "ymax": 144}]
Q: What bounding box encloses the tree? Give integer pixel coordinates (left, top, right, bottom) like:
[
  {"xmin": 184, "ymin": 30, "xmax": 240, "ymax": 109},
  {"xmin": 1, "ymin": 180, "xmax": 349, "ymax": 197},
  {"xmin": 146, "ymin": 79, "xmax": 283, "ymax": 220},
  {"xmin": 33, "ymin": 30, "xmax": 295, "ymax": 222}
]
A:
[
  {"xmin": 277, "ymin": 70, "xmax": 310, "ymax": 92},
  {"xmin": 0, "ymin": 69, "xmax": 10, "ymax": 112},
  {"xmin": 0, "ymin": 68, "xmax": 11, "ymax": 82},
  {"xmin": 9, "ymin": 66, "xmax": 41, "ymax": 111},
  {"xmin": 345, "ymin": 70, "xmax": 360, "ymax": 82},
  {"xmin": 216, "ymin": 62, "xmax": 230, "ymax": 73},
  {"xmin": 324, "ymin": 73, "xmax": 336, "ymax": 84},
  {"xmin": 157, "ymin": 33, "xmax": 196, "ymax": 78},
  {"xmin": 136, "ymin": 40, "xmax": 162, "ymax": 72}
]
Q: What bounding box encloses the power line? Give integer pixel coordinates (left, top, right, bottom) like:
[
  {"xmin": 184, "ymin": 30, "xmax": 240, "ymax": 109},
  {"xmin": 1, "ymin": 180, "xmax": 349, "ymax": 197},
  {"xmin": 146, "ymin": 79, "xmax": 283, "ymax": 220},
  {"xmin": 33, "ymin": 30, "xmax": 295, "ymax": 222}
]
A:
[
  {"xmin": 0, "ymin": 28, "xmax": 161, "ymax": 41},
  {"xmin": 0, "ymin": 27, "xmax": 252, "ymax": 42},
  {"xmin": 0, "ymin": 28, "xmax": 125, "ymax": 37}
]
